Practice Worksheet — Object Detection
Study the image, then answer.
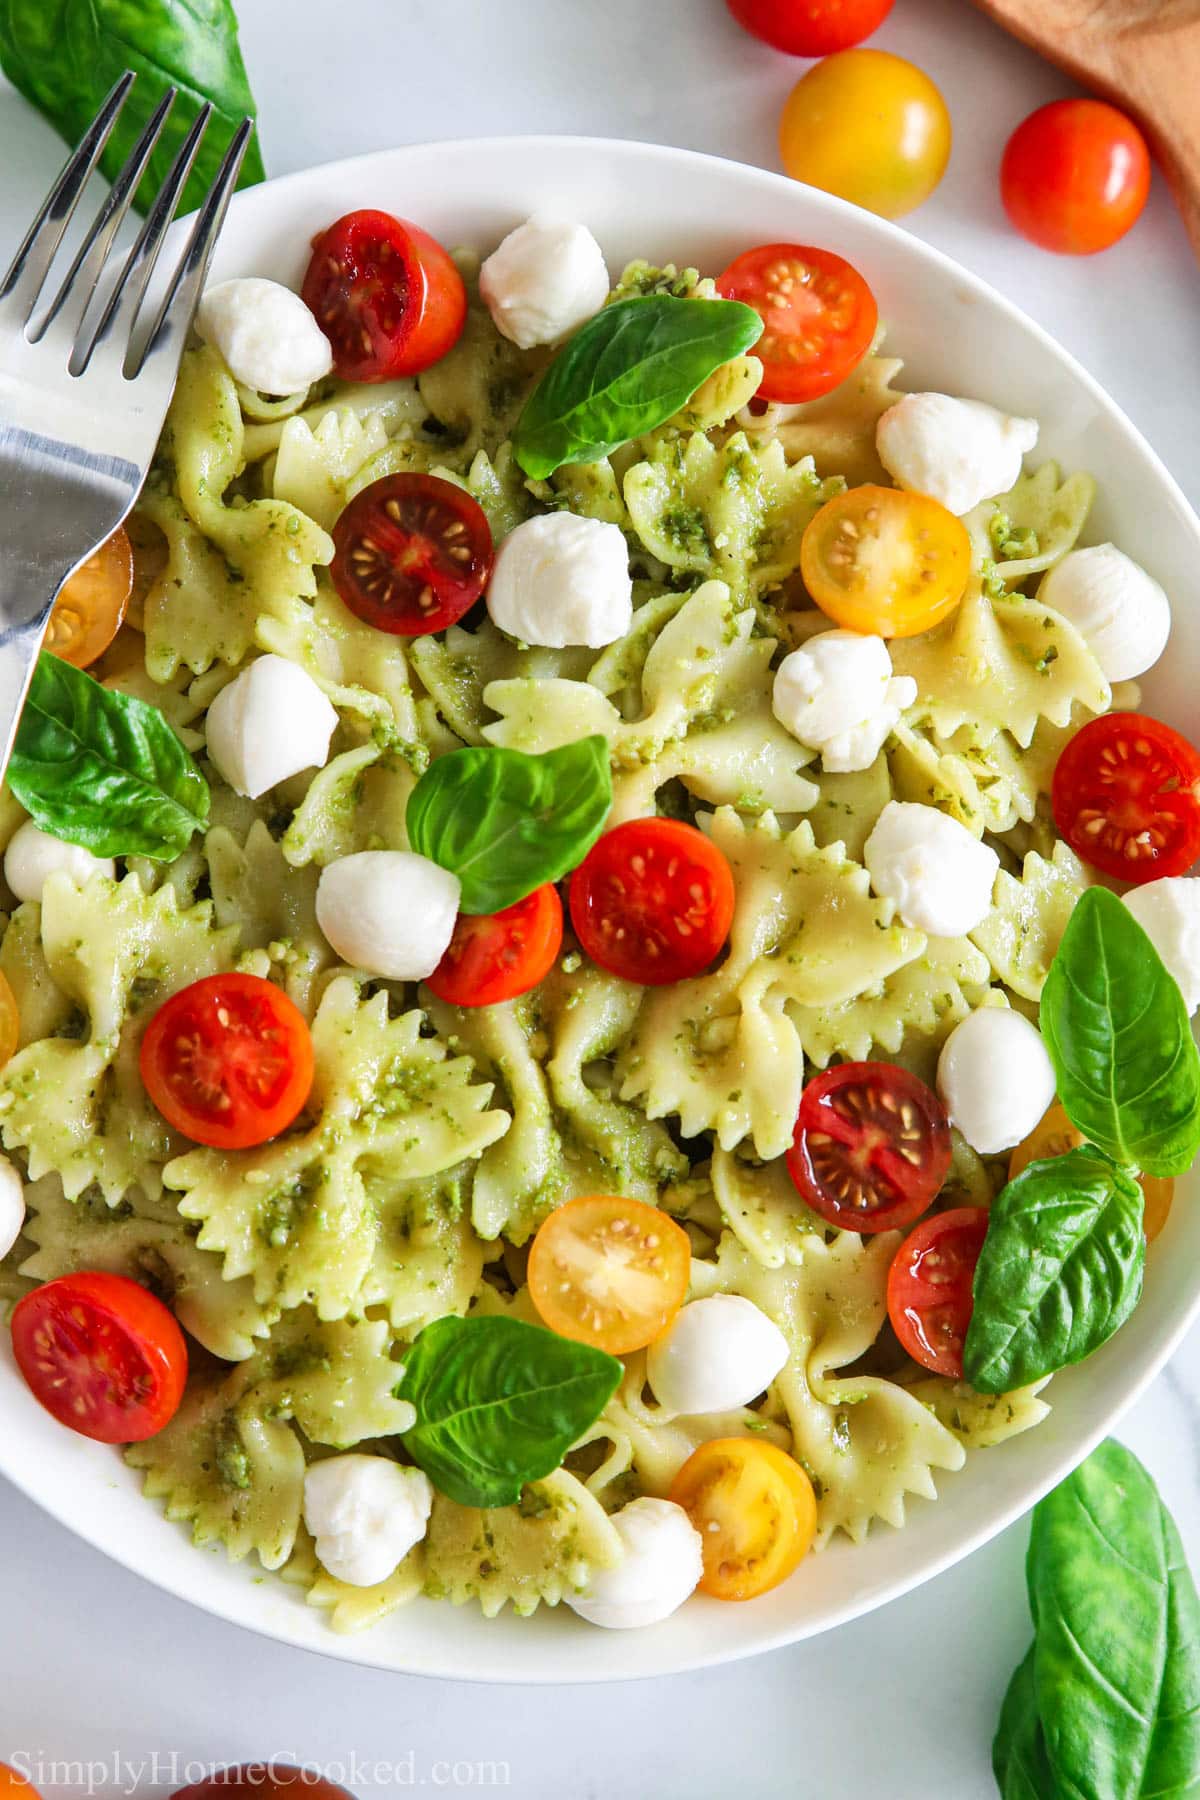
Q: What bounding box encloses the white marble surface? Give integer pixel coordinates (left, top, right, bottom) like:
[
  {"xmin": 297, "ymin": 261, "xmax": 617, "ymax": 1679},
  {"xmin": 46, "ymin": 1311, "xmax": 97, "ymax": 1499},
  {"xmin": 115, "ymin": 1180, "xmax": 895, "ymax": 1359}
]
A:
[{"xmin": 1, "ymin": 1, "xmax": 1198, "ymax": 1795}]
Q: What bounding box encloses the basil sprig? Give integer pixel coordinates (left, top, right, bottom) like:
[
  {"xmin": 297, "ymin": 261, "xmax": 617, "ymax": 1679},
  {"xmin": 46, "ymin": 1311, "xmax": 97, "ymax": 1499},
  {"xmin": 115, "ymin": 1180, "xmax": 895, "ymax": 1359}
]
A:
[
  {"xmin": 1041, "ymin": 886, "xmax": 1200, "ymax": 1178},
  {"xmin": 964, "ymin": 887, "xmax": 1200, "ymax": 1394},
  {"xmin": 9, "ymin": 654, "xmax": 209, "ymax": 861},
  {"xmin": 513, "ymin": 294, "xmax": 764, "ymax": 479},
  {"xmin": 406, "ymin": 737, "xmax": 611, "ymax": 915},
  {"xmin": 0, "ymin": 0, "xmax": 265, "ymax": 217},
  {"xmin": 398, "ymin": 1314, "xmax": 622, "ymax": 1509},
  {"xmin": 963, "ymin": 1147, "xmax": 1144, "ymax": 1394},
  {"xmin": 994, "ymin": 1440, "xmax": 1200, "ymax": 1798}
]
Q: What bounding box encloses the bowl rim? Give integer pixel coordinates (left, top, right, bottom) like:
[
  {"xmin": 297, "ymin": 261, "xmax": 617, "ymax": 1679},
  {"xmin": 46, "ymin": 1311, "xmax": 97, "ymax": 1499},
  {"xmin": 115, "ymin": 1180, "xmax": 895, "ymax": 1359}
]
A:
[{"xmin": 3, "ymin": 130, "xmax": 1200, "ymax": 1684}]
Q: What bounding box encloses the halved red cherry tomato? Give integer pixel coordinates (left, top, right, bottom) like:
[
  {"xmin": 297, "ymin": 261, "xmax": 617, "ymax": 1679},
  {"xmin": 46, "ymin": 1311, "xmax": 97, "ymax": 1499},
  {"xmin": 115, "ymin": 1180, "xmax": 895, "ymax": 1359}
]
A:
[
  {"xmin": 425, "ymin": 883, "xmax": 563, "ymax": 1008},
  {"xmin": 788, "ymin": 1061, "xmax": 952, "ymax": 1233},
  {"xmin": 140, "ymin": 972, "xmax": 314, "ymax": 1150},
  {"xmin": 568, "ymin": 817, "xmax": 735, "ymax": 987},
  {"xmin": 46, "ymin": 526, "xmax": 133, "ymax": 669},
  {"xmin": 173, "ymin": 1771, "xmax": 353, "ymax": 1800},
  {"xmin": 527, "ymin": 1194, "xmax": 692, "ymax": 1354},
  {"xmin": 887, "ymin": 1206, "xmax": 990, "ymax": 1377},
  {"xmin": 331, "ymin": 472, "xmax": 493, "ymax": 636},
  {"xmin": 11, "ymin": 1271, "xmax": 187, "ymax": 1443},
  {"xmin": 1051, "ymin": 712, "xmax": 1200, "ymax": 884},
  {"xmin": 1001, "ymin": 100, "xmax": 1151, "ymax": 256},
  {"xmin": 301, "ymin": 208, "xmax": 466, "ymax": 382},
  {"xmin": 715, "ymin": 244, "xmax": 877, "ymax": 404},
  {"xmin": 726, "ymin": 0, "xmax": 894, "ymax": 55},
  {"xmin": 800, "ymin": 484, "xmax": 971, "ymax": 637},
  {"xmin": 669, "ymin": 1438, "xmax": 817, "ymax": 1600}
]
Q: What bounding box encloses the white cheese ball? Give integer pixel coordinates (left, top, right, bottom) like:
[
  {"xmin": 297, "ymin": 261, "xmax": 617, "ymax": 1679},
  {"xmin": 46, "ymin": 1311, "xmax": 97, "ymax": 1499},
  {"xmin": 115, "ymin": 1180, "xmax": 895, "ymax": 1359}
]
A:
[
  {"xmin": 316, "ymin": 851, "xmax": 460, "ymax": 982},
  {"xmin": 1038, "ymin": 545, "xmax": 1171, "ymax": 682},
  {"xmin": 4, "ymin": 821, "xmax": 114, "ymax": 903},
  {"xmin": 876, "ymin": 392, "xmax": 1039, "ymax": 516},
  {"xmin": 772, "ymin": 630, "xmax": 917, "ymax": 773},
  {"xmin": 303, "ymin": 1454, "xmax": 430, "ymax": 1589},
  {"xmin": 196, "ymin": 277, "xmax": 333, "ymax": 395},
  {"xmin": 0, "ymin": 1156, "xmax": 26, "ymax": 1260},
  {"xmin": 1124, "ymin": 878, "xmax": 1200, "ymax": 1015},
  {"xmin": 565, "ymin": 1497, "xmax": 703, "ymax": 1630},
  {"xmin": 479, "ymin": 215, "xmax": 610, "ymax": 349},
  {"xmin": 937, "ymin": 1008, "xmax": 1057, "ymax": 1155},
  {"xmin": 863, "ymin": 801, "xmax": 999, "ymax": 937},
  {"xmin": 487, "ymin": 512, "xmax": 632, "ymax": 648},
  {"xmin": 646, "ymin": 1295, "xmax": 789, "ymax": 1416},
  {"xmin": 205, "ymin": 654, "xmax": 339, "ymax": 800}
]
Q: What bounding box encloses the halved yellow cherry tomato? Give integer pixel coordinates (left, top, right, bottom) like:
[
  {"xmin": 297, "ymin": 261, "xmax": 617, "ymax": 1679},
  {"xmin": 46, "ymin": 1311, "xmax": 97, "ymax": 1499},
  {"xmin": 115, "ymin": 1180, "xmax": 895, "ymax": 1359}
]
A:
[
  {"xmin": 0, "ymin": 970, "xmax": 19, "ymax": 1071},
  {"xmin": 779, "ymin": 49, "xmax": 951, "ymax": 220},
  {"xmin": 669, "ymin": 1438, "xmax": 817, "ymax": 1601},
  {"xmin": 46, "ymin": 526, "xmax": 133, "ymax": 668},
  {"xmin": 0, "ymin": 1766, "xmax": 40, "ymax": 1800},
  {"xmin": 1009, "ymin": 1101, "xmax": 1174, "ymax": 1243},
  {"xmin": 527, "ymin": 1195, "xmax": 691, "ymax": 1354},
  {"xmin": 800, "ymin": 484, "xmax": 970, "ymax": 637}
]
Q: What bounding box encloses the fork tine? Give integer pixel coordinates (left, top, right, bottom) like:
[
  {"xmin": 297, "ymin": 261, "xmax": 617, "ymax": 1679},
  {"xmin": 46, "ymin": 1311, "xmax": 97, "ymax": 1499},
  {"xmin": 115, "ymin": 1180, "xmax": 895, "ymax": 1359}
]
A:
[
  {"xmin": 29, "ymin": 86, "xmax": 178, "ymax": 344},
  {"xmin": 0, "ymin": 70, "xmax": 134, "ymax": 322},
  {"xmin": 131, "ymin": 117, "xmax": 255, "ymax": 379},
  {"xmin": 69, "ymin": 100, "xmax": 213, "ymax": 378}
]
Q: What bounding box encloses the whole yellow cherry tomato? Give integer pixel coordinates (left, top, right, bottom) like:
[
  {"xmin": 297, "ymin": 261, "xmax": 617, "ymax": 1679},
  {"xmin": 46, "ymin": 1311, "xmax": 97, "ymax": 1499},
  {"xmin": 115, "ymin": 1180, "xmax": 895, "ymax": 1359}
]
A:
[
  {"xmin": 800, "ymin": 484, "xmax": 970, "ymax": 637},
  {"xmin": 1009, "ymin": 1102, "xmax": 1174, "ymax": 1243},
  {"xmin": 779, "ymin": 49, "xmax": 952, "ymax": 219}
]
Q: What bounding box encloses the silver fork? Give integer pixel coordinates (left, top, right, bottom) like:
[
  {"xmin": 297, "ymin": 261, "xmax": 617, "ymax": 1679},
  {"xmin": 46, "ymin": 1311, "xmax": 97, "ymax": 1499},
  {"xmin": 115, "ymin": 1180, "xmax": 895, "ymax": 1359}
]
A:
[{"xmin": 0, "ymin": 73, "xmax": 252, "ymax": 767}]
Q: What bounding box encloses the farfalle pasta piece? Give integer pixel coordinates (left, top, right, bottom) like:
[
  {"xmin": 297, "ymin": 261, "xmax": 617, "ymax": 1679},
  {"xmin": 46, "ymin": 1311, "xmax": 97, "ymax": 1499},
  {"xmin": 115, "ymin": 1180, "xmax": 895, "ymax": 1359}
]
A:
[
  {"xmin": 293, "ymin": 1526, "xmax": 426, "ymax": 1634},
  {"xmin": 206, "ymin": 820, "xmax": 332, "ymax": 1017},
  {"xmin": 618, "ymin": 809, "xmax": 923, "ymax": 1157},
  {"xmin": 0, "ymin": 875, "xmax": 239, "ymax": 1202},
  {"xmin": 410, "ymin": 618, "xmax": 590, "ymax": 747},
  {"xmin": 270, "ymin": 406, "xmax": 390, "ymax": 530},
  {"xmin": 240, "ymin": 377, "xmax": 424, "ymax": 464},
  {"xmin": 806, "ymin": 754, "xmax": 894, "ymax": 863},
  {"xmin": 422, "ymin": 1469, "xmax": 623, "ymax": 1618},
  {"xmin": 166, "ymin": 977, "xmax": 508, "ymax": 1320},
  {"xmin": 973, "ymin": 461, "xmax": 1096, "ymax": 590},
  {"xmin": 623, "ymin": 431, "xmax": 838, "ymax": 603},
  {"xmin": 710, "ymin": 1147, "xmax": 827, "ymax": 1270},
  {"xmin": 142, "ymin": 348, "xmax": 333, "ymax": 680},
  {"xmin": 971, "ymin": 840, "xmax": 1090, "ymax": 1001},
  {"xmin": 282, "ymin": 744, "xmax": 418, "ymax": 870},
  {"xmin": 788, "ymin": 933, "xmax": 993, "ymax": 1068},
  {"xmin": 256, "ymin": 587, "xmax": 426, "ymax": 753},
  {"xmin": 903, "ymin": 1374, "xmax": 1051, "ymax": 1449},
  {"xmin": 740, "ymin": 352, "xmax": 905, "ymax": 487}
]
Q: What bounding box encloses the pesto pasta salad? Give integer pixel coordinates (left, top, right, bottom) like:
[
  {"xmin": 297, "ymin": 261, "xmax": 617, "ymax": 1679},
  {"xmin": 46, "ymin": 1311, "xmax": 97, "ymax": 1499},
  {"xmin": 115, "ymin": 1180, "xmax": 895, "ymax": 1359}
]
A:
[{"xmin": 1, "ymin": 213, "xmax": 1197, "ymax": 1635}]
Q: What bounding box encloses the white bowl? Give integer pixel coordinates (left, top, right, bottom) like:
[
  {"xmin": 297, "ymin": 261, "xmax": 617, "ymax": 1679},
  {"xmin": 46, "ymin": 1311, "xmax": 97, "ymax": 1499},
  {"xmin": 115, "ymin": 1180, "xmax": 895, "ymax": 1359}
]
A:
[{"xmin": 3, "ymin": 135, "xmax": 1199, "ymax": 1684}]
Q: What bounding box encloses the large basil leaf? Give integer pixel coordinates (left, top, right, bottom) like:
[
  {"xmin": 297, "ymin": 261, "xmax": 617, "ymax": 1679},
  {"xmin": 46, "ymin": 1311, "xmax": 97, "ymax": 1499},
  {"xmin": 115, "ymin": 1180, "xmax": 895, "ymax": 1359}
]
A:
[
  {"xmin": 406, "ymin": 736, "xmax": 611, "ymax": 915},
  {"xmin": 0, "ymin": 0, "xmax": 265, "ymax": 216},
  {"xmin": 513, "ymin": 294, "xmax": 764, "ymax": 478},
  {"xmin": 1020, "ymin": 1440, "xmax": 1200, "ymax": 1798},
  {"xmin": 994, "ymin": 1646, "xmax": 1066, "ymax": 1800},
  {"xmin": 9, "ymin": 654, "xmax": 209, "ymax": 860},
  {"xmin": 963, "ymin": 1147, "xmax": 1144, "ymax": 1394},
  {"xmin": 398, "ymin": 1314, "xmax": 622, "ymax": 1509},
  {"xmin": 1041, "ymin": 886, "xmax": 1200, "ymax": 1178}
]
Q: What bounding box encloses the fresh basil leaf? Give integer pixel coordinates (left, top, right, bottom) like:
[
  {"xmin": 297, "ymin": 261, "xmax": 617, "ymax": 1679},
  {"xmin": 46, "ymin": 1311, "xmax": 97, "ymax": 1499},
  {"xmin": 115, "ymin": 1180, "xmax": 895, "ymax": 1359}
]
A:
[
  {"xmin": 963, "ymin": 1146, "xmax": 1144, "ymax": 1394},
  {"xmin": 0, "ymin": 0, "xmax": 265, "ymax": 217},
  {"xmin": 406, "ymin": 736, "xmax": 611, "ymax": 915},
  {"xmin": 993, "ymin": 1645, "xmax": 1067, "ymax": 1800},
  {"xmin": 9, "ymin": 654, "xmax": 209, "ymax": 860},
  {"xmin": 1022, "ymin": 1439, "xmax": 1200, "ymax": 1798},
  {"xmin": 398, "ymin": 1314, "xmax": 623, "ymax": 1509},
  {"xmin": 1041, "ymin": 885, "xmax": 1200, "ymax": 1178},
  {"xmin": 513, "ymin": 294, "xmax": 764, "ymax": 479}
]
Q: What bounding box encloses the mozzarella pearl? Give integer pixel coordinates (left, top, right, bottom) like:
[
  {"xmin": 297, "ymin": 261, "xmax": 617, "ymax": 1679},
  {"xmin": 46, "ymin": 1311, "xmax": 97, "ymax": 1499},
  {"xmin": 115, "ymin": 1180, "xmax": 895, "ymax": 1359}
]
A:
[
  {"xmin": 937, "ymin": 1008, "xmax": 1057, "ymax": 1155},
  {"xmin": 4, "ymin": 821, "xmax": 114, "ymax": 904},
  {"xmin": 876, "ymin": 392, "xmax": 1039, "ymax": 516},
  {"xmin": 0, "ymin": 1156, "xmax": 26, "ymax": 1260},
  {"xmin": 205, "ymin": 654, "xmax": 339, "ymax": 800},
  {"xmin": 1124, "ymin": 878, "xmax": 1200, "ymax": 1015},
  {"xmin": 196, "ymin": 278, "xmax": 333, "ymax": 395},
  {"xmin": 772, "ymin": 630, "xmax": 917, "ymax": 773},
  {"xmin": 646, "ymin": 1294, "xmax": 789, "ymax": 1416},
  {"xmin": 487, "ymin": 512, "xmax": 632, "ymax": 648},
  {"xmin": 565, "ymin": 1497, "xmax": 703, "ymax": 1630},
  {"xmin": 863, "ymin": 802, "xmax": 999, "ymax": 937},
  {"xmin": 1038, "ymin": 545, "xmax": 1170, "ymax": 682},
  {"xmin": 303, "ymin": 1454, "xmax": 431, "ymax": 1589},
  {"xmin": 479, "ymin": 216, "xmax": 610, "ymax": 349},
  {"xmin": 316, "ymin": 851, "xmax": 460, "ymax": 981}
]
